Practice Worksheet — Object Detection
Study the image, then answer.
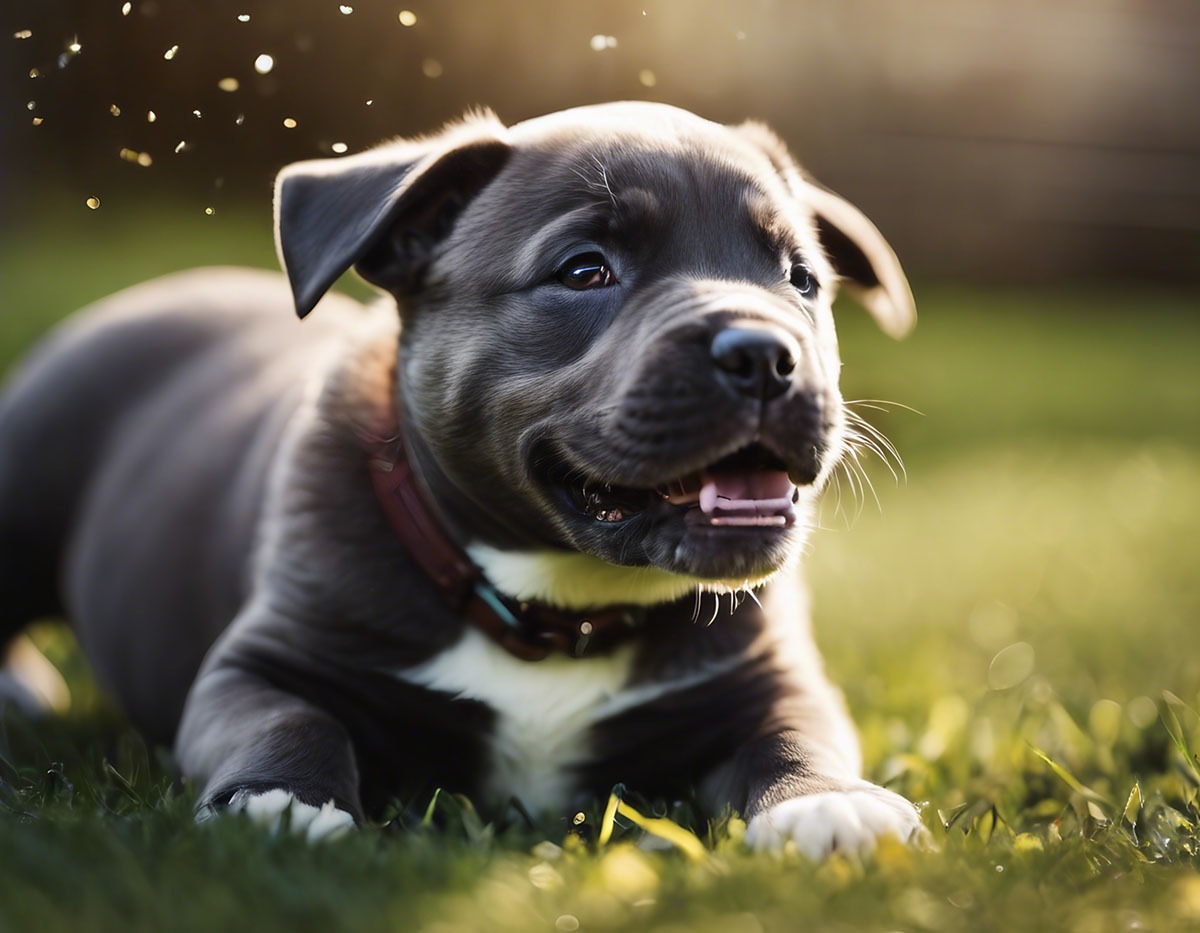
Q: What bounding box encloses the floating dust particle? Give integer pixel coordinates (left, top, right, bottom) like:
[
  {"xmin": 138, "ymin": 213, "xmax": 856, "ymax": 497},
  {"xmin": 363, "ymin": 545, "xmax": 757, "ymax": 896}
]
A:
[
  {"xmin": 282, "ymin": 117, "xmax": 297, "ymax": 128},
  {"xmin": 1128, "ymin": 696, "xmax": 1158, "ymax": 729},
  {"xmin": 32, "ymin": 117, "xmax": 43, "ymax": 125},
  {"xmin": 192, "ymin": 109, "xmax": 201, "ymax": 118},
  {"xmin": 30, "ymin": 67, "xmax": 41, "ymax": 78},
  {"xmin": 119, "ymin": 148, "xmax": 153, "ymax": 167},
  {"xmin": 590, "ymin": 34, "xmax": 618, "ymax": 51},
  {"xmin": 235, "ymin": 113, "xmax": 245, "ymax": 125},
  {"xmin": 339, "ymin": 5, "xmax": 353, "ymax": 14},
  {"xmin": 163, "ymin": 44, "xmax": 178, "ymax": 60},
  {"xmin": 147, "ymin": 109, "xmax": 156, "ymax": 122},
  {"xmin": 110, "ymin": 103, "xmax": 121, "ymax": 116},
  {"xmin": 365, "ymin": 99, "xmax": 374, "ymax": 106},
  {"xmin": 528, "ymin": 862, "xmax": 564, "ymax": 892},
  {"xmin": 421, "ymin": 58, "xmax": 442, "ymax": 78},
  {"xmin": 59, "ymin": 40, "xmax": 81, "ymax": 68},
  {"xmin": 204, "ymin": 207, "xmax": 214, "ymax": 216},
  {"xmin": 331, "ymin": 141, "xmax": 348, "ymax": 153},
  {"xmin": 253, "ymin": 53, "xmax": 274, "ymax": 74},
  {"xmin": 987, "ymin": 641, "xmax": 1035, "ymax": 691},
  {"xmin": 26, "ymin": 101, "xmax": 36, "ymax": 111},
  {"xmin": 735, "ymin": 31, "xmax": 747, "ymax": 40},
  {"xmin": 174, "ymin": 140, "xmax": 187, "ymax": 153},
  {"xmin": 217, "ymin": 77, "xmax": 239, "ymax": 92},
  {"xmin": 237, "ymin": 14, "xmax": 250, "ymax": 22},
  {"xmin": 572, "ymin": 812, "xmax": 586, "ymax": 826},
  {"xmin": 122, "ymin": 2, "xmax": 132, "ymax": 14},
  {"xmin": 638, "ymin": 69, "xmax": 657, "ymax": 87},
  {"xmin": 86, "ymin": 197, "xmax": 101, "ymax": 209},
  {"xmin": 398, "ymin": 10, "xmax": 416, "ymax": 26},
  {"xmin": 14, "ymin": 29, "xmax": 33, "ymax": 39}
]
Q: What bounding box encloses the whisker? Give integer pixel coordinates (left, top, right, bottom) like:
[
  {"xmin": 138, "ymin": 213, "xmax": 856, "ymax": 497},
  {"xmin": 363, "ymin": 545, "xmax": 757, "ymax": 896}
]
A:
[
  {"xmin": 590, "ymin": 155, "xmax": 617, "ymax": 207},
  {"xmin": 846, "ymin": 448, "xmax": 882, "ymax": 514},
  {"xmin": 845, "ymin": 398, "xmax": 924, "ymax": 417},
  {"xmin": 827, "ymin": 467, "xmax": 851, "ymax": 529},
  {"xmin": 845, "ymin": 427, "xmax": 901, "ymax": 484},
  {"xmin": 705, "ymin": 593, "xmax": 721, "ymax": 627},
  {"xmin": 840, "ymin": 454, "xmax": 866, "ymax": 521},
  {"xmin": 829, "ymin": 397, "xmax": 912, "ymax": 516},
  {"xmin": 845, "ymin": 410, "xmax": 907, "ymax": 482}
]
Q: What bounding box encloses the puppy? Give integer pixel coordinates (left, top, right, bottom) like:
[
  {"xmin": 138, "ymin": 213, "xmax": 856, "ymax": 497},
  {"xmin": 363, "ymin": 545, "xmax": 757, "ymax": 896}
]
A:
[{"xmin": 0, "ymin": 102, "xmax": 920, "ymax": 855}]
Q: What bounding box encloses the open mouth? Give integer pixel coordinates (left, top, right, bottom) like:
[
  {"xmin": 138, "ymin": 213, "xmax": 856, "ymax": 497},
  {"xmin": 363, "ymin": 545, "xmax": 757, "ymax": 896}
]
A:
[{"xmin": 538, "ymin": 443, "xmax": 803, "ymax": 528}]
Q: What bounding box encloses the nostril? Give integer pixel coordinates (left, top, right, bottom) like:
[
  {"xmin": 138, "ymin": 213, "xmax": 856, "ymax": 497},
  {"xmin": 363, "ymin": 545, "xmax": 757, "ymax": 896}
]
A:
[
  {"xmin": 710, "ymin": 327, "xmax": 799, "ymax": 401},
  {"xmin": 715, "ymin": 345, "xmax": 754, "ymax": 380}
]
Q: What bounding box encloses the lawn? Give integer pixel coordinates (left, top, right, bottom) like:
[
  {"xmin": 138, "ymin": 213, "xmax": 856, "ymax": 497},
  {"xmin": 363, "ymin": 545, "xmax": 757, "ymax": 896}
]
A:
[{"xmin": 2, "ymin": 208, "xmax": 1199, "ymax": 931}]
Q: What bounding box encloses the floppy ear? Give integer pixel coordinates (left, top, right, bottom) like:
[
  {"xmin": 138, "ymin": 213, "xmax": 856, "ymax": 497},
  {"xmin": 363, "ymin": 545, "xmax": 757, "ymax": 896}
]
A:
[
  {"xmin": 805, "ymin": 183, "xmax": 916, "ymax": 340},
  {"xmin": 734, "ymin": 120, "xmax": 915, "ymax": 338},
  {"xmin": 274, "ymin": 117, "xmax": 512, "ymax": 317}
]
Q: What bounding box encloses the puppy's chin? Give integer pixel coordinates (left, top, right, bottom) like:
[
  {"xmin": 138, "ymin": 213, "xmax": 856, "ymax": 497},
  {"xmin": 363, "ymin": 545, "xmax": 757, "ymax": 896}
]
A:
[
  {"xmin": 646, "ymin": 517, "xmax": 808, "ymax": 583},
  {"xmin": 466, "ymin": 530, "xmax": 803, "ymax": 612},
  {"xmin": 574, "ymin": 497, "xmax": 812, "ymax": 583}
]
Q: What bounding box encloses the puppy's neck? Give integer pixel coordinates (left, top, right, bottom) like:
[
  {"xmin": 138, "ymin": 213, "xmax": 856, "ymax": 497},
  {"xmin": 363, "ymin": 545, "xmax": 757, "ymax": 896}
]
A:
[{"xmin": 466, "ymin": 543, "xmax": 778, "ymax": 611}]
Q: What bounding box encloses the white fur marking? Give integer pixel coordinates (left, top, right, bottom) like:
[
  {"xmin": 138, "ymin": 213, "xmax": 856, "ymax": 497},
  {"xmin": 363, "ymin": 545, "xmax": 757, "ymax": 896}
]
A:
[
  {"xmin": 215, "ymin": 788, "xmax": 355, "ymax": 843},
  {"xmin": 743, "ymin": 781, "xmax": 924, "ymax": 860},
  {"xmin": 394, "ymin": 629, "xmax": 742, "ymax": 815},
  {"xmin": 397, "ymin": 629, "xmax": 637, "ymax": 813}
]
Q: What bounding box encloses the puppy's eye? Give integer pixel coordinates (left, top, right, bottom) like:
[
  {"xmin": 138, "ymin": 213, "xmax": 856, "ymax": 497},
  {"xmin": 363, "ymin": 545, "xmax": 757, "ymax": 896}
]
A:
[
  {"xmin": 557, "ymin": 252, "xmax": 616, "ymax": 290},
  {"xmin": 789, "ymin": 262, "xmax": 818, "ymax": 299}
]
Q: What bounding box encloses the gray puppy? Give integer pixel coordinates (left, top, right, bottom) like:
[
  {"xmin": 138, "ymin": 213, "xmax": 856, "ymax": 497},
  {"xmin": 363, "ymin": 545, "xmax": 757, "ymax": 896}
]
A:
[{"xmin": 0, "ymin": 102, "xmax": 921, "ymax": 855}]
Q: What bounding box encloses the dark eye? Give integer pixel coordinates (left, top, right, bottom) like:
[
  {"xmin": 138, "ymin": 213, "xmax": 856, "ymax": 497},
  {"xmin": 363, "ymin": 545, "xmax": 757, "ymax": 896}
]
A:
[
  {"xmin": 789, "ymin": 262, "xmax": 818, "ymax": 299},
  {"xmin": 557, "ymin": 252, "xmax": 617, "ymax": 290}
]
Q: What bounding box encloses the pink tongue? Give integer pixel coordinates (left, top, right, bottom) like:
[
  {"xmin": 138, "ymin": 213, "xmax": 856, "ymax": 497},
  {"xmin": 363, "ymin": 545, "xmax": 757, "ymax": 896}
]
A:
[{"xmin": 698, "ymin": 471, "xmax": 797, "ymax": 526}]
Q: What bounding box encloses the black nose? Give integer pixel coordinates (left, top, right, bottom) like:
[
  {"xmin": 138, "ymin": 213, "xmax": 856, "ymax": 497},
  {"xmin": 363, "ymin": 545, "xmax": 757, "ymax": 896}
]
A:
[{"xmin": 710, "ymin": 327, "xmax": 798, "ymax": 401}]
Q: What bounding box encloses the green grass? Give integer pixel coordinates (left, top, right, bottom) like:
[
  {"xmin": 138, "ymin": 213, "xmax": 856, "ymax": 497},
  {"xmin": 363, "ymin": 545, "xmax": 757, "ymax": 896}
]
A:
[{"xmin": 3, "ymin": 213, "xmax": 1200, "ymax": 931}]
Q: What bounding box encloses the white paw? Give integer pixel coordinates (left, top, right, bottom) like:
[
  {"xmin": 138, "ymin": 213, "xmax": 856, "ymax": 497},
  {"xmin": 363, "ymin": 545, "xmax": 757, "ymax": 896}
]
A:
[
  {"xmin": 202, "ymin": 788, "xmax": 356, "ymax": 843},
  {"xmin": 744, "ymin": 782, "xmax": 924, "ymax": 860}
]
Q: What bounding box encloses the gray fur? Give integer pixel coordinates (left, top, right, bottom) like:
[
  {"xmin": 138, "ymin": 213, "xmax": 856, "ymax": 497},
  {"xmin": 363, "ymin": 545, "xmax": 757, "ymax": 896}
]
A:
[{"xmin": 0, "ymin": 103, "xmax": 920, "ymax": 846}]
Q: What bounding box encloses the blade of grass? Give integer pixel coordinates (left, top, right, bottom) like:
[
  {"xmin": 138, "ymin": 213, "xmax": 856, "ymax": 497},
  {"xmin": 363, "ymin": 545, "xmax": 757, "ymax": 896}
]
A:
[{"xmin": 1029, "ymin": 745, "xmax": 1112, "ymax": 810}]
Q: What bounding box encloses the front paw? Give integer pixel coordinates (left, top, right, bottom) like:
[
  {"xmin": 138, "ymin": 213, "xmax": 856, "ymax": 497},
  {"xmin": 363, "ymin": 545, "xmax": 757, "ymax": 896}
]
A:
[
  {"xmin": 197, "ymin": 787, "xmax": 356, "ymax": 843},
  {"xmin": 744, "ymin": 781, "xmax": 925, "ymax": 859}
]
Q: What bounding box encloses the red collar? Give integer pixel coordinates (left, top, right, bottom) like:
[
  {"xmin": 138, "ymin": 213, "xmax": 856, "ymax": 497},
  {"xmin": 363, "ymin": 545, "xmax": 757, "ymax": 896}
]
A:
[{"xmin": 367, "ymin": 441, "xmax": 644, "ymax": 661}]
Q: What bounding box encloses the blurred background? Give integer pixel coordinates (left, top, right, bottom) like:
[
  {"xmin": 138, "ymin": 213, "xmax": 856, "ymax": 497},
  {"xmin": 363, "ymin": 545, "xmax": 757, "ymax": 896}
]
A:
[
  {"xmin": 3, "ymin": 0, "xmax": 1200, "ymax": 284},
  {"xmin": 1, "ymin": 1, "xmax": 1199, "ymax": 741}
]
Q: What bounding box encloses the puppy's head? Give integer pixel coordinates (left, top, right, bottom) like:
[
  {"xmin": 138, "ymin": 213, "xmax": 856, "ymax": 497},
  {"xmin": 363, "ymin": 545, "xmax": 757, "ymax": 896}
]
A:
[{"xmin": 276, "ymin": 103, "xmax": 914, "ymax": 598}]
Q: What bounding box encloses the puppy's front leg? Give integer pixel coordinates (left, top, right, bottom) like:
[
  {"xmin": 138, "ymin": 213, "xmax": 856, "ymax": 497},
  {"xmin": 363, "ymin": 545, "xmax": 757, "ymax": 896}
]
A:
[
  {"xmin": 176, "ymin": 663, "xmax": 362, "ymax": 841},
  {"xmin": 706, "ymin": 726, "xmax": 925, "ymax": 860},
  {"xmin": 684, "ymin": 579, "xmax": 924, "ymax": 859}
]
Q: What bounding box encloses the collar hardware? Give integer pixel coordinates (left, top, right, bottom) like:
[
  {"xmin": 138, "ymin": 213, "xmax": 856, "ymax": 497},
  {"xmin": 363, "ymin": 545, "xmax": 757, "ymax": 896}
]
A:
[{"xmin": 367, "ymin": 434, "xmax": 643, "ymax": 661}]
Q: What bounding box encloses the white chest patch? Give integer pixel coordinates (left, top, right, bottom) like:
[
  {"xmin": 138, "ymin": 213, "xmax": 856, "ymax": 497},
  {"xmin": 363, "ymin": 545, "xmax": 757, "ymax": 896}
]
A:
[
  {"xmin": 394, "ymin": 628, "xmax": 638, "ymax": 814},
  {"xmin": 394, "ymin": 627, "xmax": 743, "ymax": 815}
]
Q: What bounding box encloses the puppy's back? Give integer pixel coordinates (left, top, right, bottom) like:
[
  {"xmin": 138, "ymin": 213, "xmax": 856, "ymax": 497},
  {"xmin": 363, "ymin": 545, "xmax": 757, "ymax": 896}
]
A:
[{"xmin": 0, "ymin": 267, "xmax": 360, "ymax": 736}]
